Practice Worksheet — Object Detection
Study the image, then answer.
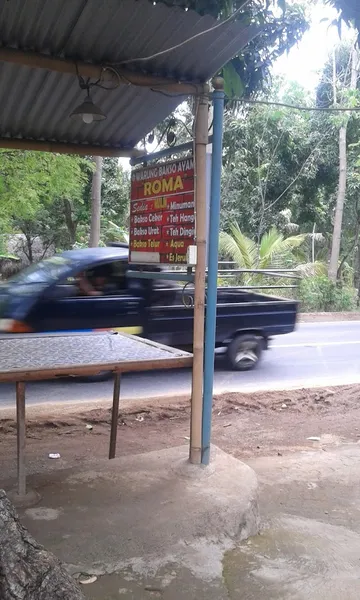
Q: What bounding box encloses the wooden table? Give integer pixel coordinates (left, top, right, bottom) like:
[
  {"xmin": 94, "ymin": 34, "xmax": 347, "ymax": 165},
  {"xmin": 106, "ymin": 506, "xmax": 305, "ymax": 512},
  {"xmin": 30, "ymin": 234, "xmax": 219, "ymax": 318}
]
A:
[{"xmin": 0, "ymin": 332, "xmax": 192, "ymax": 498}]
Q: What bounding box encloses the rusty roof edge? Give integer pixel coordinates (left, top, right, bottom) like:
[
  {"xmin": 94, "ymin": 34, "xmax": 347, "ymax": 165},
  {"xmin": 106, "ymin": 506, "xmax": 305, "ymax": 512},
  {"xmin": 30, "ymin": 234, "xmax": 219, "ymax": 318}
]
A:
[{"xmin": 0, "ymin": 136, "xmax": 143, "ymax": 157}]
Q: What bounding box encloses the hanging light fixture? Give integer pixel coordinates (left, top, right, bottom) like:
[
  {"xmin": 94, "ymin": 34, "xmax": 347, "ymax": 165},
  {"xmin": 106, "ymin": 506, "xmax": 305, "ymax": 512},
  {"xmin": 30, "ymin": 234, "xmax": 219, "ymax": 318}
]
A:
[{"xmin": 70, "ymin": 90, "xmax": 106, "ymax": 124}]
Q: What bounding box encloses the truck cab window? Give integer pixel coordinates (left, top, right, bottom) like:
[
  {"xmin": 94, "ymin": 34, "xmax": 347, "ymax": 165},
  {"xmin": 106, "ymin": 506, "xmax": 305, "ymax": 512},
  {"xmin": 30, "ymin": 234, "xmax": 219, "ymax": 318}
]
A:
[
  {"xmin": 52, "ymin": 261, "xmax": 128, "ymax": 298},
  {"xmin": 78, "ymin": 261, "xmax": 127, "ymax": 296}
]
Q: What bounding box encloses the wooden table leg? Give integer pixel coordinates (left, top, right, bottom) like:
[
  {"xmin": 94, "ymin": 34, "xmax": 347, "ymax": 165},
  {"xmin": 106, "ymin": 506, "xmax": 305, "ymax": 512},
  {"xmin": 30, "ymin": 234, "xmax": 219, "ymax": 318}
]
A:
[
  {"xmin": 16, "ymin": 381, "xmax": 26, "ymax": 496},
  {"xmin": 109, "ymin": 374, "xmax": 121, "ymax": 459}
]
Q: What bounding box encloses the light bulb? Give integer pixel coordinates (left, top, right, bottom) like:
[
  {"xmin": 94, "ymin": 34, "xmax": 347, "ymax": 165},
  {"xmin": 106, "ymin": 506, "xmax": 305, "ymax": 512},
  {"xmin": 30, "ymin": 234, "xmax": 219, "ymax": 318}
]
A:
[{"xmin": 82, "ymin": 113, "xmax": 94, "ymax": 124}]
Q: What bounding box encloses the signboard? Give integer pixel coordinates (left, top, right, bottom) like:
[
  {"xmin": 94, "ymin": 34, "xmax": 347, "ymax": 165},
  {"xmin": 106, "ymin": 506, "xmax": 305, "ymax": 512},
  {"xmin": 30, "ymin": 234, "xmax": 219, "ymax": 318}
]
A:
[{"xmin": 129, "ymin": 158, "xmax": 195, "ymax": 264}]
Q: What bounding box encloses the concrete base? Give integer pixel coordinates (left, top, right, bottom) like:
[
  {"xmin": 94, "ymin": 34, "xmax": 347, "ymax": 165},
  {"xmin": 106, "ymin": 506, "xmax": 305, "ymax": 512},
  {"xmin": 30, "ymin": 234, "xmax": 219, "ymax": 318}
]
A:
[
  {"xmin": 20, "ymin": 445, "xmax": 259, "ymax": 581},
  {"xmin": 8, "ymin": 488, "xmax": 41, "ymax": 508}
]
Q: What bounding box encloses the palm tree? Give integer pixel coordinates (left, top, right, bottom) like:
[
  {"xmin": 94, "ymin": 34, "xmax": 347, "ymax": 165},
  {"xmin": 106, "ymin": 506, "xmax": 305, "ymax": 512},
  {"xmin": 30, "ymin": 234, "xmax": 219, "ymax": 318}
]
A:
[
  {"xmin": 219, "ymin": 223, "xmax": 306, "ymax": 270},
  {"xmin": 219, "ymin": 223, "xmax": 313, "ymax": 291}
]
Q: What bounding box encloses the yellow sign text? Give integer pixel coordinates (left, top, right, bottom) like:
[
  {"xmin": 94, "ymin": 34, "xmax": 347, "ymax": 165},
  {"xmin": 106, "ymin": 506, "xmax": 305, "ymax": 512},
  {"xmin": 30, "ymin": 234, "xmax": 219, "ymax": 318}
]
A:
[{"xmin": 144, "ymin": 176, "xmax": 184, "ymax": 197}]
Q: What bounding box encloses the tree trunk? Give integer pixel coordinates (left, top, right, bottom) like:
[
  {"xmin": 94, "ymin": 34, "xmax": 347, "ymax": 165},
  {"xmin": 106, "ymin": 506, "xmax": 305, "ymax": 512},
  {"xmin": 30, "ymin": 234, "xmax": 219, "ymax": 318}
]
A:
[
  {"xmin": 21, "ymin": 230, "xmax": 33, "ymax": 263},
  {"xmin": 332, "ymin": 48, "xmax": 337, "ymax": 105},
  {"xmin": 356, "ymin": 243, "xmax": 360, "ymax": 307},
  {"xmin": 89, "ymin": 156, "xmax": 103, "ymax": 247},
  {"xmin": 27, "ymin": 236, "xmax": 33, "ymax": 263},
  {"xmin": 0, "ymin": 490, "xmax": 85, "ymax": 600},
  {"xmin": 328, "ymin": 124, "xmax": 347, "ymax": 281},
  {"xmin": 337, "ymin": 215, "xmax": 360, "ymax": 280},
  {"xmin": 328, "ymin": 47, "xmax": 358, "ymax": 282}
]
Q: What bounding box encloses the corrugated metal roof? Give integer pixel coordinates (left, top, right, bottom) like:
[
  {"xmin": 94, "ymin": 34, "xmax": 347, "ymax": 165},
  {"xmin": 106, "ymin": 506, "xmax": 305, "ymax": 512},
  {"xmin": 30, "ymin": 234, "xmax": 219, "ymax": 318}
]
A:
[{"xmin": 0, "ymin": 0, "xmax": 258, "ymax": 151}]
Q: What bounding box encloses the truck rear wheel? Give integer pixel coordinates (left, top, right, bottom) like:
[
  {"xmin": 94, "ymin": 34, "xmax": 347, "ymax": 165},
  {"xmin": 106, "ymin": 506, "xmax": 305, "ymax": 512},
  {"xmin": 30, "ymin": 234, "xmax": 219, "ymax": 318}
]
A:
[{"xmin": 226, "ymin": 334, "xmax": 263, "ymax": 371}]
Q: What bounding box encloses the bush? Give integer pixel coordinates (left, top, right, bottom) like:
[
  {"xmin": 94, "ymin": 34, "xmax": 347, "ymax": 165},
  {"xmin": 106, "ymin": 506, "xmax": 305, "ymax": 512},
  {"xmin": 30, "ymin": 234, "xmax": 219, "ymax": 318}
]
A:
[{"xmin": 299, "ymin": 275, "xmax": 357, "ymax": 312}]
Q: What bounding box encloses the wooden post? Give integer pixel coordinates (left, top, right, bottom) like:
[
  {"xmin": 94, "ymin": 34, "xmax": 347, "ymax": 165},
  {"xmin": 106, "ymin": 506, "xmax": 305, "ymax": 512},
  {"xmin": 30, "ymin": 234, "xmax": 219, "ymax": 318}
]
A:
[
  {"xmin": 0, "ymin": 47, "xmax": 198, "ymax": 96},
  {"xmin": 16, "ymin": 382, "xmax": 26, "ymax": 496},
  {"xmin": 190, "ymin": 86, "xmax": 209, "ymax": 464},
  {"xmin": 109, "ymin": 374, "xmax": 121, "ymax": 459}
]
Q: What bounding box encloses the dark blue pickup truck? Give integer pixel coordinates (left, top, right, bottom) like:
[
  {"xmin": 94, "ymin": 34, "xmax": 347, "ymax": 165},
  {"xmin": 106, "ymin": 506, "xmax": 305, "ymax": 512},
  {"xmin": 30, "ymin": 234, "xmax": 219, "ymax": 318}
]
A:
[{"xmin": 0, "ymin": 246, "xmax": 297, "ymax": 370}]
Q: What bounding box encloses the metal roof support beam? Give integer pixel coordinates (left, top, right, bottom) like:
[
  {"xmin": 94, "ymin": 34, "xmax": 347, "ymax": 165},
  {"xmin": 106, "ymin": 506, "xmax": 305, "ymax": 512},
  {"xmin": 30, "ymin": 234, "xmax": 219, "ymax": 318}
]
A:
[
  {"xmin": 0, "ymin": 137, "xmax": 141, "ymax": 157},
  {"xmin": 202, "ymin": 78, "xmax": 225, "ymax": 466},
  {"xmin": 0, "ymin": 47, "xmax": 199, "ymax": 95}
]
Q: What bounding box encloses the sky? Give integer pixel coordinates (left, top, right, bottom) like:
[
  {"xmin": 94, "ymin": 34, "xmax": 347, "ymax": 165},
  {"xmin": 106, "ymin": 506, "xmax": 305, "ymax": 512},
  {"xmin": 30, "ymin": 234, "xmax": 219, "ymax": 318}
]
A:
[{"xmin": 273, "ymin": 3, "xmax": 350, "ymax": 91}]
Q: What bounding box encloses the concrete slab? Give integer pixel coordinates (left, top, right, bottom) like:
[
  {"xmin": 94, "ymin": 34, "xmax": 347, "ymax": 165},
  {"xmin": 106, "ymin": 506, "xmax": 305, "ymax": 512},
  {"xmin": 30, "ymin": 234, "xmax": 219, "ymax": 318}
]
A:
[
  {"xmin": 224, "ymin": 515, "xmax": 360, "ymax": 600},
  {"xmin": 223, "ymin": 444, "xmax": 360, "ymax": 600},
  {"xmin": 19, "ymin": 444, "xmax": 259, "ymax": 582},
  {"xmin": 4, "ymin": 429, "xmax": 360, "ymax": 598}
]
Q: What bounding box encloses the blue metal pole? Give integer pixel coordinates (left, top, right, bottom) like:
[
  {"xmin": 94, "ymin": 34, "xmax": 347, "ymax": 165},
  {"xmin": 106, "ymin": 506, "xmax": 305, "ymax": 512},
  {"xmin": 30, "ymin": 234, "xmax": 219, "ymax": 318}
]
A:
[{"xmin": 202, "ymin": 80, "xmax": 225, "ymax": 465}]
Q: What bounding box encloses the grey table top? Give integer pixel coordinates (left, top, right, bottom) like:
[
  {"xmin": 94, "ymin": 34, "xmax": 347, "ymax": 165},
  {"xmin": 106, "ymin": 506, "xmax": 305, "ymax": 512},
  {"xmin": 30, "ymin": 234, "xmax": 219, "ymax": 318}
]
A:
[{"xmin": 0, "ymin": 332, "xmax": 192, "ymax": 380}]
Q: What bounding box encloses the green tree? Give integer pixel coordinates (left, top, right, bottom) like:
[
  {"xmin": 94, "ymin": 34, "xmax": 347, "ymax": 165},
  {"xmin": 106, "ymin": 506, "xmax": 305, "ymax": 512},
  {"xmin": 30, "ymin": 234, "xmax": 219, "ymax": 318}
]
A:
[
  {"xmin": 1, "ymin": 151, "xmax": 92, "ymax": 260},
  {"xmin": 315, "ymin": 41, "xmax": 360, "ymax": 281},
  {"xmin": 74, "ymin": 157, "xmax": 131, "ymax": 248},
  {"xmin": 0, "ymin": 151, "xmax": 88, "ymax": 226},
  {"xmin": 219, "ymin": 223, "xmax": 305, "ymax": 270},
  {"xmin": 101, "ymin": 158, "xmax": 131, "ymax": 230},
  {"xmin": 314, "ymin": 42, "xmax": 360, "ymax": 282},
  {"xmin": 221, "ymin": 80, "xmax": 322, "ymax": 240}
]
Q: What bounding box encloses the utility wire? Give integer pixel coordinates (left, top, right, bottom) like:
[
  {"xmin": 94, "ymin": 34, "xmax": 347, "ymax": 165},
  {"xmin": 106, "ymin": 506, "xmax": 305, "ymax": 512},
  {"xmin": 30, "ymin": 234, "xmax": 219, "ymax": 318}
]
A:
[
  {"xmin": 234, "ymin": 97, "xmax": 360, "ymax": 112},
  {"xmin": 111, "ymin": 1, "xmax": 252, "ymax": 65},
  {"xmin": 147, "ymin": 88, "xmax": 360, "ymax": 112}
]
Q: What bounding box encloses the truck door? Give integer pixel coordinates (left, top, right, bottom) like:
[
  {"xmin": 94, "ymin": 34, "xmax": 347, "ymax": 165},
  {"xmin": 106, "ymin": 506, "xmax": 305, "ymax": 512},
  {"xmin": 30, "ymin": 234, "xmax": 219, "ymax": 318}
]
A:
[{"xmin": 29, "ymin": 260, "xmax": 145, "ymax": 334}]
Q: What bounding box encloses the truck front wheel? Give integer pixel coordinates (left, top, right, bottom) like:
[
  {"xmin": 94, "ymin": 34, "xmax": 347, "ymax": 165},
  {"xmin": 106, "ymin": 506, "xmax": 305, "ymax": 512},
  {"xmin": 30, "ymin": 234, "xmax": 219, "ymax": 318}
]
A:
[{"xmin": 226, "ymin": 334, "xmax": 263, "ymax": 371}]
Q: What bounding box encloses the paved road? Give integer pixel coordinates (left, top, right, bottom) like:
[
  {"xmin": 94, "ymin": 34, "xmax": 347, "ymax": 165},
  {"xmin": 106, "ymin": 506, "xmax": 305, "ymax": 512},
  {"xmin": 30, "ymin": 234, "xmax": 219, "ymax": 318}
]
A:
[{"xmin": 1, "ymin": 321, "xmax": 360, "ymax": 409}]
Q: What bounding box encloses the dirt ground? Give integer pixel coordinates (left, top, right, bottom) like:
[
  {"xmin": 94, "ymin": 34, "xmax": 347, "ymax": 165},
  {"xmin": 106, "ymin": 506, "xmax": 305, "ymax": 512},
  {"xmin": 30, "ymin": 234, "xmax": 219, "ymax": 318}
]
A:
[
  {"xmin": 1, "ymin": 384, "xmax": 360, "ymax": 475},
  {"xmin": 3, "ymin": 385, "xmax": 360, "ymax": 599}
]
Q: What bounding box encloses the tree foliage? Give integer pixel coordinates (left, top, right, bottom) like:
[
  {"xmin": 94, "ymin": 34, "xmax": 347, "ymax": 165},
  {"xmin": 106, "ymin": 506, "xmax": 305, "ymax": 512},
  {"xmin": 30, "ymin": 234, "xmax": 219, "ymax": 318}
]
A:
[
  {"xmin": 222, "ymin": 2, "xmax": 308, "ymax": 99},
  {"xmin": 163, "ymin": 0, "xmax": 358, "ymax": 42},
  {"xmin": 220, "ymin": 79, "xmax": 324, "ymax": 239},
  {"xmin": 6, "ymin": 154, "xmax": 92, "ymax": 261},
  {"xmin": 101, "ymin": 159, "xmax": 131, "ymax": 228},
  {"xmin": 326, "ymin": 0, "xmax": 360, "ymax": 39},
  {"xmin": 0, "ymin": 151, "xmax": 88, "ymax": 226},
  {"xmin": 150, "ymin": 1, "xmax": 309, "ymax": 99},
  {"xmin": 0, "ymin": 151, "xmax": 130, "ymax": 263},
  {"xmin": 219, "ymin": 223, "xmax": 305, "ymax": 270},
  {"xmin": 218, "ymin": 35, "xmax": 360, "ymax": 291},
  {"xmin": 314, "ymin": 44, "xmax": 360, "ymax": 281}
]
